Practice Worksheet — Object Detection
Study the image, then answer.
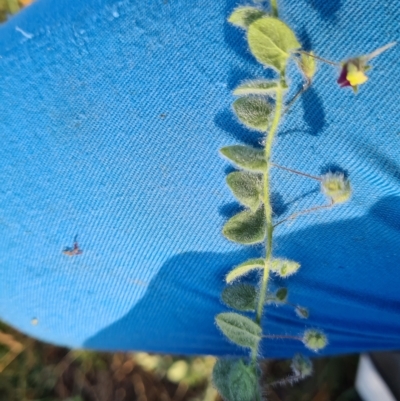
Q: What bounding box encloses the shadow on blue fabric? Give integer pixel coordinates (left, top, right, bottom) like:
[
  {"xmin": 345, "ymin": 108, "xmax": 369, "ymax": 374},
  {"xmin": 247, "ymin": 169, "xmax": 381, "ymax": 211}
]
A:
[
  {"xmin": 301, "ymin": 87, "xmax": 326, "ymax": 136},
  {"xmin": 218, "ymin": 202, "xmax": 243, "ymax": 219},
  {"xmin": 305, "ymin": 0, "xmax": 343, "ymax": 20},
  {"xmin": 84, "ymin": 196, "xmax": 400, "ymax": 357},
  {"xmin": 214, "ymin": 109, "xmax": 262, "ymax": 147},
  {"xmin": 297, "ymin": 27, "xmax": 313, "ymax": 52},
  {"xmin": 320, "ymin": 163, "xmax": 350, "ymax": 178}
]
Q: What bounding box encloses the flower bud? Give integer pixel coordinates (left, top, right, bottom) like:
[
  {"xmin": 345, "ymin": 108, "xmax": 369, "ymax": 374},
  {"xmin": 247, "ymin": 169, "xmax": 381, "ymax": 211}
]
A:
[
  {"xmin": 302, "ymin": 329, "xmax": 327, "ymax": 352},
  {"xmin": 291, "ymin": 354, "xmax": 313, "ymax": 378},
  {"xmin": 270, "ymin": 259, "xmax": 300, "ymax": 278},
  {"xmin": 321, "ymin": 173, "xmax": 351, "ymax": 204},
  {"xmin": 295, "ymin": 306, "xmax": 309, "ymax": 319}
]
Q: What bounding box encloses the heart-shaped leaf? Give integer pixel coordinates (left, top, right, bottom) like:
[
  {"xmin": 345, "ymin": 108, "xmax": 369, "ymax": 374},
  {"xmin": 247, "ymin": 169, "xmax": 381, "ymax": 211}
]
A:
[
  {"xmin": 222, "ymin": 284, "xmax": 257, "ymax": 311},
  {"xmin": 223, "ymin": 208, "xmax": 266, "ymax": 245},
  {"xmin": 233, "ymin": 96, "xmax": 272, "ymax": 131},
  {"xmin": 226, "ymin": 171, "xmax": 263, "ymax": 211},
  {"xmin": 247, "ymin": 17, "xmax": 300, "ymax": 72}
]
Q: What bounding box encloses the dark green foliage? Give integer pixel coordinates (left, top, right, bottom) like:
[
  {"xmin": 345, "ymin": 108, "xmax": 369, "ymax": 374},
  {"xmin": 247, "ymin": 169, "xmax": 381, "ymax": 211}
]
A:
[
  {"xmin": 226, "ymin": 171, "xmax": 263, "ymax": 212},
  {"xmin": 215, "ymin": 313, "xmax": 261, "ymax": 350},
  {"xmin": 212, "ymin": 358, "xmax": 260, "ymax": 401},
  {"xmin": 223, "ymin": 207, "xmax": 266, "ymax": 244},
  {"xmin": 233, "ymin": 97, "xmax": 272, "ymax": 131},
  {"xmin": 220, "ymin": 146, "xmax": 266, "ymax": 172},
  {"xmin": 222, "ymin": 284, "xmax": 257, "ymax": 312}
]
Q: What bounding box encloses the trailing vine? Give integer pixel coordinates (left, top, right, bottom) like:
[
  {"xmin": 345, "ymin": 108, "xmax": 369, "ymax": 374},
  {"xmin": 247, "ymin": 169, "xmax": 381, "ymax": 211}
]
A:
[{"xmin": 212, "ymin": 2, "xmax": 395, "ymax": 400}]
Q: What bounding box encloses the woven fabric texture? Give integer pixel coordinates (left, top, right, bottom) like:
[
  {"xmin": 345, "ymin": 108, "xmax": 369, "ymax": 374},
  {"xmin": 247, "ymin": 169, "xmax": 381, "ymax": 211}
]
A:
[{"xmin": 0, "ymin": 0, "xmax": 399, "ymax": 358}]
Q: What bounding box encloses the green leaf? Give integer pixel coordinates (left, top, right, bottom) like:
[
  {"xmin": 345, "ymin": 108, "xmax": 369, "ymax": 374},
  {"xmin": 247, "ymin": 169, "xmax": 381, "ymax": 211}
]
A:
[
  {"xmin": 270, "ymin": 258, "xmax": 300, "ymax": 277},
  {"xmin": 216, "ymin": 312, "xmax": 261, "ymax": 350},
  {"xmin": 275, "ymin": 287, "xmax": 288, "ymax": 302},
  {"xmin": 226, "ymin": 171, "xmax": 263, "ymax": 211},
  {"xmin": 228, "ymin": 6, "xmax": 266, "ymax": 29},
  {"xmin": 233, "ymin": 80, "xmax": 281, "ymax": 96},
  {"xmin": 228, "ymin": 360, "xmax": 260, "ymax": 401},
  {"xmin": 247, "ymin": 17, "xmax": 300, "ymax": 72},
  {"xmin": 222, "ymin": 284, "xmax": 257, "ymax": 311},
  {"xmin": 212, "ymin": 359, "xmax": 233, "ymax": 401},
  {"xmin": 226, "ymin": 258, "xmax": 265, "ymax": 283},
  {"xmin": 233, "ymin": 96, "xmax": 272, "ymax": 131},
  {"xmin": 220, "ymin": 145, "xmax": 266, "ymax": 172},
  {"xmin": 299, "ymin": 52, "xmax": 316, "ymax": 80},
  {"xmin": 223, "ymin": 208, "xmax": 266, "ymax": 245},
  {"xmin": 212, "ymin": 359, "xmax": 260, "ymax": 401}
]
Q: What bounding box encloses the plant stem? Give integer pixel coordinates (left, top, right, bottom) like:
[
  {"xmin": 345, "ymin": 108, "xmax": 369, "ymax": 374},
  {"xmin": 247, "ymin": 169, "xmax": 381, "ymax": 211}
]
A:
[
  {"xmin": 274, "ymin": 201, "xmax": 334, "ymax": 228},
  {"xmin": 271, "ymin": 162, "xmax": 321, "ymax": 181},
  {"xmin": 252, "ymin": 83, "xmax": 284, "ymax": 362},
  {"xmin": 295, "ymin": 50, "xmax": 339, "ymax": 66},
  {"xmin": 270, "ymin": 0, "xmax": 278, "ymax": 17},
  {"xmin": 262, "ymin": 334, "xmax": 302, "ymax": 341}
]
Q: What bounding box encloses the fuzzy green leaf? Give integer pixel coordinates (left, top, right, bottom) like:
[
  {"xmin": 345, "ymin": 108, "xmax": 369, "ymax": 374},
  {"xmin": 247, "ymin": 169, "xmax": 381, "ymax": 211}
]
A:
[
  {"xmin": 228, "ymin": 6, "xmax": 266, "ymax": 29},
  {"xmin": 223, "ymin": 208, "xmax": 266, "ymax": 245},
  {"xmin": 212, "ymin": 359, "xmax": 260, "ymax": 401},
  {"xmin": 220, "ymin": 145, "xmax": 266, "ymax": 172},
  {"xmin": 233, "ymin": 80, "xmax": 280, "ymax": 96},
  {"xmin": 247, "ymin": 17, "xmax": 300, "ymax": 72},
  {"xmin": 226, "ymin": 171, "xmax": 263, "ymax": 211},
  {"xmin": 216, "ymin": 312, "xmax": 261, "ymax": 349},
  {"xmin": 275, "ymin": 287, "xmax": 288, "ymax": 302},
  {"xmin": 212, "ymin": 359, "xmax": 232, "ymax": 401},
  {"xmin": 270, "ymin": 258, "xmax": 300, "ymax": 277},
  {"xmin": 228, "ymin": 360, "xmax": 260, "ymax": 401},
  {"xmin": 222, "ymin": 284, "xmax": 257, "ymax": 311},
  {"xmin": 226, "ymin": 258, "xmax": 265, "ymax": 283},
  {"xmin": 233, "ymin": 96, "xmax": 272, "ymax": 131}
]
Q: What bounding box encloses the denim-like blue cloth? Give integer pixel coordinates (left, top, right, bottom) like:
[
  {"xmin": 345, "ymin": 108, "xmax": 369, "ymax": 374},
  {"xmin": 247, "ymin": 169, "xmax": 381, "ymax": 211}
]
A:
[{"xmin": 0, "ymin": 0, "xmax": 399, "ymax": 358}]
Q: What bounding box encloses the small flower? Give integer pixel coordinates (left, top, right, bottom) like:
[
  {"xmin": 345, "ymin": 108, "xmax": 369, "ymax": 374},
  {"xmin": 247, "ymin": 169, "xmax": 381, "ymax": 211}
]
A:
[
  {"xmin": 291, "ymin": 354, "xmax": 313, "ymax": 378},
  {"xmin": 321, "ymin": 172, "xmax": 351, "ymax": 204},
  {"xmin": 337, "ymin": 42, "xmax": 396, "ymax": 92},
  {"xmin": 337, "ymin": 59, "xmax": 368, "ymax": 90},
  {"xmin": 302, "ymin": 329, "xmax": 327, "ymax": 352}
]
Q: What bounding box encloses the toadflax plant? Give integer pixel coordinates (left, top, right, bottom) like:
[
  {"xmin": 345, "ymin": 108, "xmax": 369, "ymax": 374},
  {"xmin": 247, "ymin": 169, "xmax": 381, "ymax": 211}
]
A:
[{"xmin": 212, "ymin": 1, "xmax": 395, "ymax": 400}]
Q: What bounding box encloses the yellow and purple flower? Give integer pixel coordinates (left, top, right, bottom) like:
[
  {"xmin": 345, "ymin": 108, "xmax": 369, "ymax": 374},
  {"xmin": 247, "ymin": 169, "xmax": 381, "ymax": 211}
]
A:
[{"xmin": 337, "ymin": 42, "xmax": 396, "ymax": 92}]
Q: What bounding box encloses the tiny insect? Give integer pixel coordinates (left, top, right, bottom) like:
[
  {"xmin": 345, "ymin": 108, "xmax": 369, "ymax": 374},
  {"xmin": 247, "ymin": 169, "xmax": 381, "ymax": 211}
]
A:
[{"xmin": 63, "ymin": 235, "xmax": 83, "ymax": 256}]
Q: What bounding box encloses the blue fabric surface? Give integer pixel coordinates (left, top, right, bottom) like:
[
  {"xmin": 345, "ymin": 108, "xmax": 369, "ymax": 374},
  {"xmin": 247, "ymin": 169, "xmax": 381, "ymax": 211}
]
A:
[{"xmin": 0, "ymin": 0, "xmax": 400, "ymax": 358}]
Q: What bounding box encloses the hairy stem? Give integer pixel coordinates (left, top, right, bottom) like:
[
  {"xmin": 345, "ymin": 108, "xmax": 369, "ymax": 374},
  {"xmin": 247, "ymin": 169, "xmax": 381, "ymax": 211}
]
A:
[
  {"xmin": 270, "ymin": 0, "xmax": 278, "ymax": 17},
  {"xmin": 295, "ymin": 50, "xmax": 339, "ymax": 66},
  {"xmin": 270, "ymin": 162, "xmax": 321, "ymax": 181},
  {"xmin": 252, "ymin": 83, "xmax": 284, "ymax": 362},
  {"xmin": 262, "ymin": 334, "xmax": 302, "ymax": 341},
  {"xmin": 274, "ymin": 201, "xmax": 334, "ymax": 228}
]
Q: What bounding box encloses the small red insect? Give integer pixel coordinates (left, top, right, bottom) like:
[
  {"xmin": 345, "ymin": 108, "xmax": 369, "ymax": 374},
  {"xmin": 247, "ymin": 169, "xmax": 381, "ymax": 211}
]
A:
[{"xmin": 63, "ymin": 236, "xmax": 83, "ymax": 256}]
